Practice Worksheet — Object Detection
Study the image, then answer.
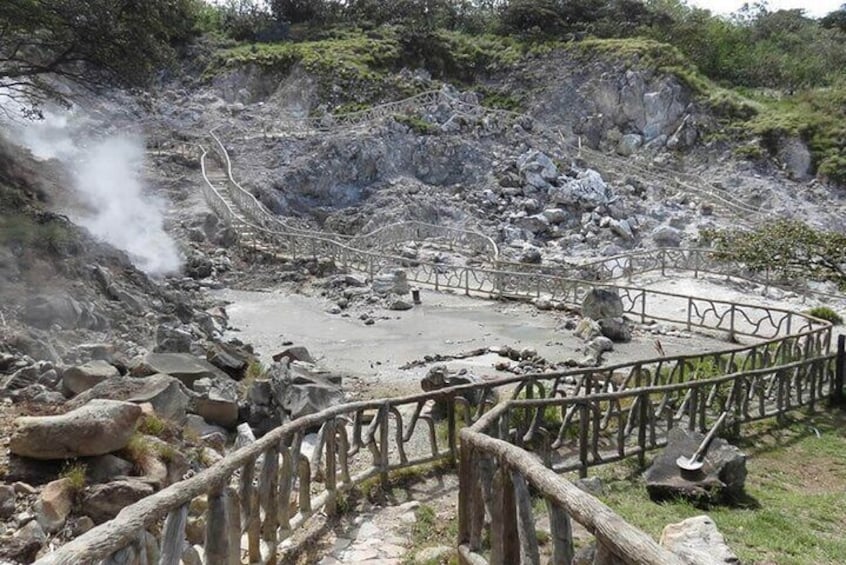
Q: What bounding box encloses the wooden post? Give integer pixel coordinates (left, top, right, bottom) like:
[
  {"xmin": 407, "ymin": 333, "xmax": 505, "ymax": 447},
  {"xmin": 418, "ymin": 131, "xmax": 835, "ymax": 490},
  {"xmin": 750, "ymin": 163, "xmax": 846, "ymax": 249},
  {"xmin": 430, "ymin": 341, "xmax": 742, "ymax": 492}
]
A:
[
  {"xmin": 547, "ymin": 499, "xmax": 574, "ymax": 565},
  {"xmin": 380, "ymin": 404, "xmax": 390, "ymax": 485},
  {"xmin": 226, "ymin": 487, "xmax": 241, "ymax": 565},
  {"xmin": 159, "ymin": 505, "xmax": 188, "ymax": 565},
  {"xmin": 239, "ymin": 458, "xmax": 260, "ymax": 562},
  {"xmin": 447, "ymin": 397, "xmax": 458, "ymax": 465},
  {"xmin": 512, "ymin": 471, "xmax": 541, "ymax": 565},
  {"xmin": 325, "ymin": 419, "xmax": 337, "ymax": 516},
  {"xmin": 457, "ymin": 442, "xmax": 474, "ymax": 548},
  {"xmin": 637, "ymin": 393, "xmax": 648, "ymax": 469},
  {"xmin": 832, "ymin": 335, "xmax": 845, "ymax": 406},
  {"xmin": 579, "ymin": 403, "xmax": 589, "ymax": 478},
  {"xmin": 259, "ymin": 450, "xmax": 279, "ymax": 565},
  {"xmin": 205, "ymin": 487, "xmax": 231, "ymax": 565},
  {"xmin": 490, "ymin": 465, "xmax": 519, "ymax": 565}
]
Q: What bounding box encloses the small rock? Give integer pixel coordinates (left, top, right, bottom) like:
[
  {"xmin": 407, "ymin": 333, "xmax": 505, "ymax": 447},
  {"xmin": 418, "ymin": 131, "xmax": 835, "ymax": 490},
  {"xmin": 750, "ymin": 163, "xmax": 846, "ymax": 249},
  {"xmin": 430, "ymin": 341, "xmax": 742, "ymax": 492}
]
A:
[
  {"xmin": 414, "ymin": 545, "xmax": 455, "ymax": 564},
  {"xmin": 34, "ymin": 478, "xmax": 74, "ymax": 533},
  {"xmin": 272, "ymin": 346, "xmax": 315, "ymax": 364}
]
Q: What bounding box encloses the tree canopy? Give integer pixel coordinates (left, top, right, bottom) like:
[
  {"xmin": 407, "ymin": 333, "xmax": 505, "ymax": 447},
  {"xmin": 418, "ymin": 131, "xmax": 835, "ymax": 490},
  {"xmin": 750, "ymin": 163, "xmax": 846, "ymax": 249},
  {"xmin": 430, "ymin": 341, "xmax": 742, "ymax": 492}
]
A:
[{"xmin": 0, "ymin": 0, "xmax": 201, "ymax": 116}]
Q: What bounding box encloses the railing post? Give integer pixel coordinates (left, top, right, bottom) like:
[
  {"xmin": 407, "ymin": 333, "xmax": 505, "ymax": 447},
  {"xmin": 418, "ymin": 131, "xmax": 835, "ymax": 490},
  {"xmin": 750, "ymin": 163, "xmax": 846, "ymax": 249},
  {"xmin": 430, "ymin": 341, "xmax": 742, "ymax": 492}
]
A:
[
  {"xmin": 661, "ymin": 248, "xmax": 666, "ymax": 276},
  {"xmin": 729, "ymin": 304, "xmax": 736, "ymax": 337},
  {"xmin": 832, "ymin": 335, "xmax": 845, "ymax": 406},
  {"xmin": 490, "ymin": 464, "xmax": 519, "ymax": 565},
  {"xmin": 637, "ymin": 392, "xmax": 648, "ymax": 469},
  {"xmin": 447, "ymin": 396, "xmax": 458, "ymax": 465},
  {"xmin": 325, "ymin": 418, "xmax": 337, "ymax": 516},
  {"xmin": 379, "ymin": 403, "xmax": 390, "ymax": 485},
  {"xmin": 578, "ymin": 402, "xmax": 589, "ymax": 478}
]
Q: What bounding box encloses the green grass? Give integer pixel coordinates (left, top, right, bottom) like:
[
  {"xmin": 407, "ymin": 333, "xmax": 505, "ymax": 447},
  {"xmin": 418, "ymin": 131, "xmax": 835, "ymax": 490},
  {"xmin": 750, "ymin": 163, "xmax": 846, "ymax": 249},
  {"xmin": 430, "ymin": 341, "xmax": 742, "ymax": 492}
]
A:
[
  {"xmin": 591, "ymin": 409, "xmax": 846, "ymax": 565},
  {"xmin": 805, "ymin": 306, "xmax": 843, "ymax": 326},
  {"xmin": 59, "ymin": 461, "xmax": 87, "ymax": 494},
  {"xmin": 401, "ymin": 503, "xmax": 459, "ymax": 565},
  {"xmin": 137, "ymin": 414, "xmax": 169, "ymax": 437}
]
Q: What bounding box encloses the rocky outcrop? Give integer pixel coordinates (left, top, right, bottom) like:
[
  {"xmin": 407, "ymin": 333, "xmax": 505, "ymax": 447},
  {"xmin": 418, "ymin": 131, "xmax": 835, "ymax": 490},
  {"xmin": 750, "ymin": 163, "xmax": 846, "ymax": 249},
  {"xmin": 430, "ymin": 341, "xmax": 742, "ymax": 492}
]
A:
[
  {"xmin": 33, "ymin": 478, "xmax": 74, "ymax": 533},
  {"xmin": 10, "ymin": 399, "xmax": 142, "ymax": 459},
  {"xmin": 67, "ymin": 374, "xmax": 190, "ymax": 423}
]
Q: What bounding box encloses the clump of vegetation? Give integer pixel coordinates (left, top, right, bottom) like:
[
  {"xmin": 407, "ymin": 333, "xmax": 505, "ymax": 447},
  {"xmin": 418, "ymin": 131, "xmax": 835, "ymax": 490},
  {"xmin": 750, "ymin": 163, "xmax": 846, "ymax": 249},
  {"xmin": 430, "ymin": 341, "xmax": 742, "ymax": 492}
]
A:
[
  {"xmin": 394, "ymin": 114, "xmax": 439, "ymax": 135},
  {"xmin": 0, "ymin": 215, "xmax": 76, "ymax": 257},
  {"xmin": 805, "ymin": 306, "xmax": 844, "ymax": 326},
  {"xmin": 59, "ymin": 461, "xmax": 88, "ymax": 495},
  {"xmin": 137, "ymin": 414, "xmax": 170, "ymax": 438},
  {"xmin": 704, "ymin": 220, "xmax": 846, "ymax": 290},
  {"xmin": 122, "ymin": 433, "xmax": 155, "ymax": 471}
]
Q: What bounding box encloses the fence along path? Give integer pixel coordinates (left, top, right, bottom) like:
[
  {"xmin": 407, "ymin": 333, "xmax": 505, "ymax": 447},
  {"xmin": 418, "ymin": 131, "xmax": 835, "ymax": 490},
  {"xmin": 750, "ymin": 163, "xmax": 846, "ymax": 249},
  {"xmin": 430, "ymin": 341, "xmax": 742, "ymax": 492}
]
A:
[{"xmin": 36, "ymin": 98, "xmax": 842, "ymax": 564}]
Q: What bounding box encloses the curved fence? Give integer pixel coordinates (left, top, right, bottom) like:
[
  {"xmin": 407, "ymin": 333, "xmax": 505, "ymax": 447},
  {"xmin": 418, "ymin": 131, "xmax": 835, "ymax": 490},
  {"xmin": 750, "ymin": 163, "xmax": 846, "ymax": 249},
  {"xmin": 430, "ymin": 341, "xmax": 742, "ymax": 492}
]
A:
[{"xmin": 34, "ymin": 93, "xmax": 844, "ymax": 564}]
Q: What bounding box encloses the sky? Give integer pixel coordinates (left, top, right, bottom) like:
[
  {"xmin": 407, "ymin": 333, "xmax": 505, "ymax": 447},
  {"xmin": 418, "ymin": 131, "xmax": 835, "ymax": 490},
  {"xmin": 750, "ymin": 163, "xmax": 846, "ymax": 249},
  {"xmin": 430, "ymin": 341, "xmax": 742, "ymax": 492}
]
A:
[{"xmin": 686, "ymin": 0, "xmax": 842, "ymax": 18}]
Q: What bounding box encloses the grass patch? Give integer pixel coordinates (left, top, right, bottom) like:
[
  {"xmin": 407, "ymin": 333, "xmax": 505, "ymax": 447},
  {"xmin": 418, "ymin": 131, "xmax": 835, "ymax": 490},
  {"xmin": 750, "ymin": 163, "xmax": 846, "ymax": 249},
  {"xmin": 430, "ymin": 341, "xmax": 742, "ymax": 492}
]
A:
[
  {"xmin": 394, "ymin": 114, "xmax": 439, "ymax": 135},
  {"xmin": 59, "ymin": 461, "xmax": 87, "ymax": 494},
  {"xmin": 402, "ymin": 503, "xmax": 459, "ymax": 565},
  {"xmin": 805, "ymin": 306, "xmax": 843, "ymax": 326},
  {"xmin": 137, "ymin": 414, "xmax": 169, "ymax": 438},
  {"xmin": 592, "ymin": 409, "xmax": 846, "ymax": 565}
]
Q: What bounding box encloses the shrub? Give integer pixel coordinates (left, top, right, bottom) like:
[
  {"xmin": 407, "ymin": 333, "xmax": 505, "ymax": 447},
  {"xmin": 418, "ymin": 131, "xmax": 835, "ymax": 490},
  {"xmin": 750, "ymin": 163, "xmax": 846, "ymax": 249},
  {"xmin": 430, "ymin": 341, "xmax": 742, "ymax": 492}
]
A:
[{"xmin": 806, "ymin": 306, "xmax": 843, "ymax": 325}]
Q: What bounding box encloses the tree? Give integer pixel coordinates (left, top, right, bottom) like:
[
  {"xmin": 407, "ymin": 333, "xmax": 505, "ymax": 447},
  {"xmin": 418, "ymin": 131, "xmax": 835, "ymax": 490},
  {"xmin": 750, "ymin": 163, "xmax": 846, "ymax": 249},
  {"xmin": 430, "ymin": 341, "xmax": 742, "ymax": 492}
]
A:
[
  {"xmin": 0, "ymin": 0, "xmax": 201, "ymax": 117},
  {"xmin": 705, "ymin": 220, "xmax": 846, "ymax": 289},
  {"xmin": 821, "ymin": 4, "xmax": 846, "ymax": 32}
]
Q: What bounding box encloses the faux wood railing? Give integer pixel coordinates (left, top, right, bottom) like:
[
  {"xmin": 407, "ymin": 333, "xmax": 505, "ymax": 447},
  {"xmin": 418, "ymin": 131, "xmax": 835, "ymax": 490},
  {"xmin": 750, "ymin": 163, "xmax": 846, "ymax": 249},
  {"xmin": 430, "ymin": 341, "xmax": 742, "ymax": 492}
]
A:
[{"xmin": 456, "ymin": 343, "xmax": 841, "ymax": 564}]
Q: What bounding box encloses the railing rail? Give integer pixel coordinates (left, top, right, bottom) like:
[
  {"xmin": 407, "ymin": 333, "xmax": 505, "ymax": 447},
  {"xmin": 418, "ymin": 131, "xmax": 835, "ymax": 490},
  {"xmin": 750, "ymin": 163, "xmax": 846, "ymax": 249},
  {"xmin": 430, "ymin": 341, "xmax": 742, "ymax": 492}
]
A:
[{"xmin": 37, "ymin": 93, "xmax": 844, "ymax": 564}]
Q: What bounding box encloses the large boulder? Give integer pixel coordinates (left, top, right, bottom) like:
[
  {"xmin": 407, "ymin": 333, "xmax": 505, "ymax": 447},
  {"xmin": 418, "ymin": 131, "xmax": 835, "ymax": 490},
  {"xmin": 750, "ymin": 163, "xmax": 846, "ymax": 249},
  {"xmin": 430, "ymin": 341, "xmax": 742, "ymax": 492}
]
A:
[
  {"xmin": 272, "ymin": 345, "xmax": 315, "ymax": 365},
  {"xmin": 190, "ymin": 377, "xmax": 239, "ymax": 428},
  {"xmin": 660, "ymin": 515, "xmax": 740, "ymax": 564},
  {"xmin": 82, "ymin": 479, "xmax": 155, "ymax": 524},
  {"xmin": 372, "ymin": 269, "xmax": 410, "ymax": 296},
  {"xmin": 549, "ymin": 169, "xmax": 613, "ymax": 210},
  {"xmin": 67, "ymin": 374, "xmax": 190, "ymax": 423},
  {"xmin": 582, "ymin": 288, "xmax": 624, "ymax": 321},
  {"xmin": 206, "ymin": 342, "xmax": 251, "ymax": 379},
  {"xmin": 269, "ymin": 363, "xmax": 343, "ymax": 421},
  {"xmin": 62, "ymin": 360, "xmax": 120, "ymax": 396},
  {"xmin": 10, "ymin": 399, "xmax": 142, "ymax": 460},
  {"xmin": 131, "ymin": 353, "xmax": 229, "ymax": 389},
  {"xmin": 599, "ymin": 317, "xmax": 633, "ymax": 343},
  {"xmin": 155, "ymin": 323, "xmax": 193, "ymax": 353},
  {"xmin": 644, "ymin": 427, "xmax": 747, "ymax": 504}
]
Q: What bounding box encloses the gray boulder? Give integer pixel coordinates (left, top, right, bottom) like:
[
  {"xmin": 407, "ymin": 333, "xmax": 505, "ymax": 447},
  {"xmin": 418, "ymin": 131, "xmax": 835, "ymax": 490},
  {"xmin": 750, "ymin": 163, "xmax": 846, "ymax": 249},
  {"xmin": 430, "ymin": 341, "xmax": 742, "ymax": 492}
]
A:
[
  {"xmin": 617, "ymin": 133, "xmax": 643, "ymax": 156},
  {"xmin": 206, "ymin": 342, "xmax": 250, "ymax": 379},
  {"xmin": 131, "ymin": 353, "xmax": 229, "ymax": 389},
  {"xmin": 22, "ymin": 294, "xmax": 107, "ymax": 330},
  {"xmin": 67, "ymin": 374, "xmax": 190, "ymax": 423},
  {"xmin": 190, "ymin": 377, "xmax": 239, "ymax": 428},
  {"xmin": 599, "ymin": 317, "xmax": 633, "ymax": 343},
  {"xmin": 272, "ymin": 345, "xmax": 315, "ymax": 364},
  {"xmin": 270, "ymin": 363, "xmax": 343, "ymax": 421},
  {"xmin": 62, "ymin": 360, "xmax": 120, "ymax": 396},
  {"xmin": 372, "ymin": 269, "xmax": 410, "ymax": 295},
  {"xmin": 549, "ymin": 169, "xmax": 612, "ymax": 210},
  {"xmin": 155, "ymin": 323, "xmax": 193, "ymax": 354},
  {"xmin": 582, "ymin": 288, "xmax": 624, "ymax": 320},
  {"xmin": 85, "ymin": 454, "xmax": 135, "ymax": 484},
  {"xmin": 10, "ymin": 399, "xmax": 142, "ymax": 460},
  {"xmin": 652, "ymin": 226, "xmax": 683, "ymax": 248},
  {"xmin": 644, "ymin": 427, "xmax": 747, "ymax": 504},
  {"xmin": 82, "ymin": 479, "xmax": 155, "ymax": 524},
  {"xmin": 660, "ymin": 515, "xmax": 740, "ymax": 564}
]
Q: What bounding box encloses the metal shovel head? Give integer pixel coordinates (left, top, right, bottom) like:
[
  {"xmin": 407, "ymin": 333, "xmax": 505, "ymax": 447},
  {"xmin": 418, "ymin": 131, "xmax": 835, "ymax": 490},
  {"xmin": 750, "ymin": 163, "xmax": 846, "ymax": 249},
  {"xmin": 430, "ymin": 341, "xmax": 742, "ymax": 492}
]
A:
[{"xmin": 676, "ymin": 455, "xmax": 704, "ymax": 472}]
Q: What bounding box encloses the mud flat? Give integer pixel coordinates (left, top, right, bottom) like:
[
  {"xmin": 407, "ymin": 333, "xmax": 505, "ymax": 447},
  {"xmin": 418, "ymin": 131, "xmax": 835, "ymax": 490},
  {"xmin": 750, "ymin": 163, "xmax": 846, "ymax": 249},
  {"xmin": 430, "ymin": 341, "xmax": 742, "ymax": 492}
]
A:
[{"xmin": 215, "ymin": 286, "xmax": 731, "ymax": 397}]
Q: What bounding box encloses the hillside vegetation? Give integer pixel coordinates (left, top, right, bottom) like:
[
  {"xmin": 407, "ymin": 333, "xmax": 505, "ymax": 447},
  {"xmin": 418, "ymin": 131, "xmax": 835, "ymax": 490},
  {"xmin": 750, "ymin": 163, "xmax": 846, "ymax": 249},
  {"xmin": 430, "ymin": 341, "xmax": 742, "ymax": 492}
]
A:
[{"xmin": 198, "ymin": 0, "xmax": 846, "ymax": 185}]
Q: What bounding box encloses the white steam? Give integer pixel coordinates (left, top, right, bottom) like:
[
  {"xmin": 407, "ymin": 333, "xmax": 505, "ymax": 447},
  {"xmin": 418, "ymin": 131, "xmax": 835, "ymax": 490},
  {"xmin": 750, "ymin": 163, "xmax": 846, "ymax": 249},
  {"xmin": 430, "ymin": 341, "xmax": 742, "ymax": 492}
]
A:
[
  {"xmin": 4, "ymin": 103, "xmax": 182, "ymax": 276},
  {"xmin": 74, "ymin": 136, "xmax": 182, "ymax": 275}
]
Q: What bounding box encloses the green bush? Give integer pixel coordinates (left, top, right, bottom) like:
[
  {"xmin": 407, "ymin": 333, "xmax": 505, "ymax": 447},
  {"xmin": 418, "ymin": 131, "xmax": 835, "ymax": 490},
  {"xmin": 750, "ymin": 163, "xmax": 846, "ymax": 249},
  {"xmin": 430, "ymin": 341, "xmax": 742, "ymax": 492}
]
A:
[{"xmin": 805, "ymin": 306, "xmax": 843, "ymax": 325}]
